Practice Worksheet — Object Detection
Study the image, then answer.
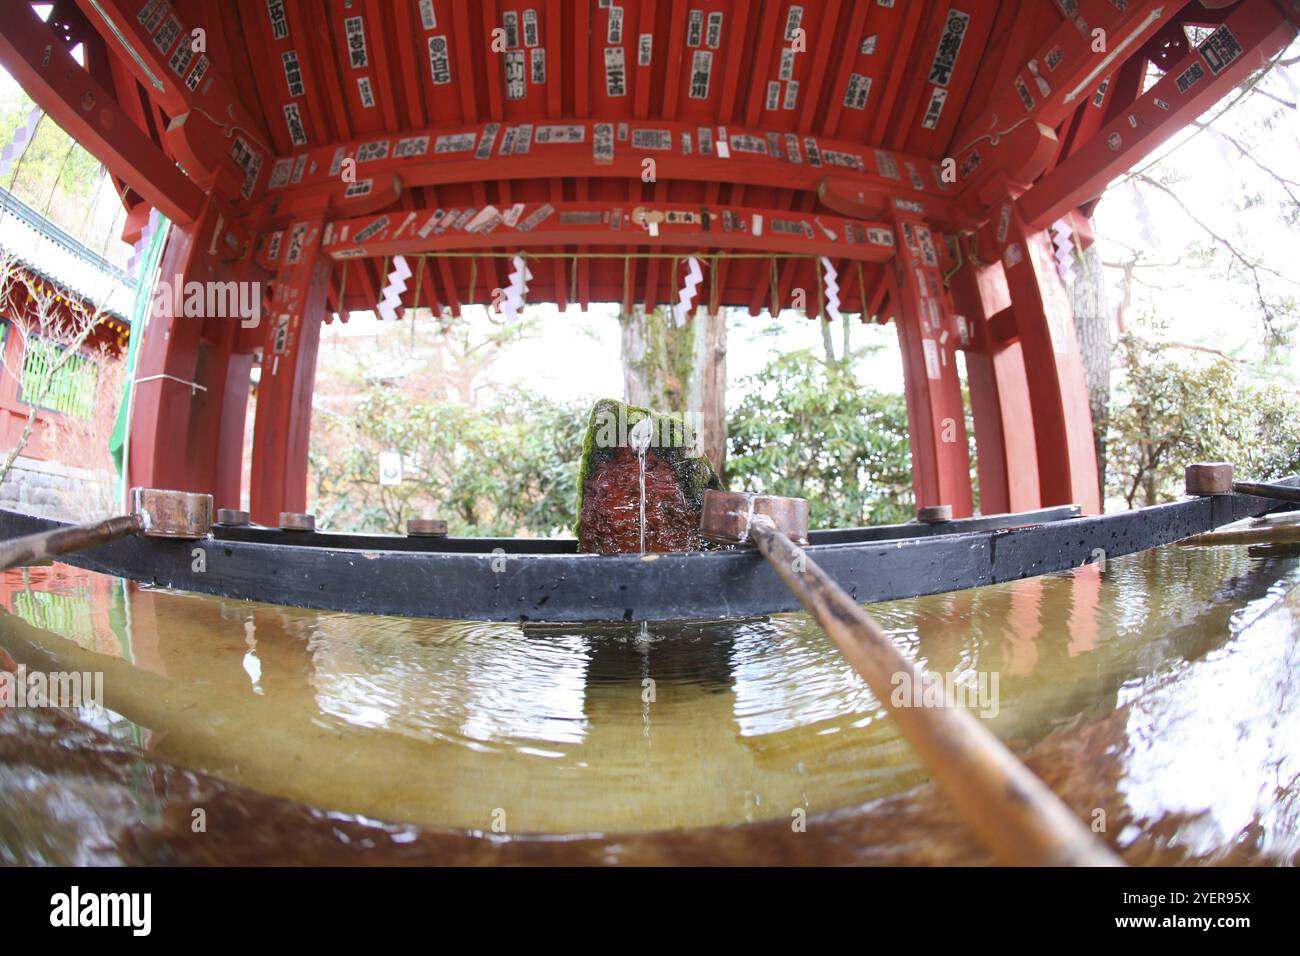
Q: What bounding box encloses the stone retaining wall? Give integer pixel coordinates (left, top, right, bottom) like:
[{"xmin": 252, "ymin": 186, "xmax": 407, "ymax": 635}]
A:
[{"xmin": 0, "ymin": 455, "xmax": 116, "ymax": 521}]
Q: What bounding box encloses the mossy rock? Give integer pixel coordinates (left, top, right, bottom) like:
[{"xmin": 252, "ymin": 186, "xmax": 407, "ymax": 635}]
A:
[{"xmin": 576, "ymin": 398, "xmax": 724, "ymax": 554}]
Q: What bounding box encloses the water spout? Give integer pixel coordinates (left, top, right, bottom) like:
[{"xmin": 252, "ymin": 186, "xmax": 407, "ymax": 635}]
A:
[{"xmin": 629, "ymin": 417, "xmax": 653, "ymax": 555}]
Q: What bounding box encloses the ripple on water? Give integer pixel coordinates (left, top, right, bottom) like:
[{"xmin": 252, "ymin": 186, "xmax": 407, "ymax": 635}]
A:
[{"xmin": 0, "ymin": 534, "xmax": 1298, "ymax": 855}]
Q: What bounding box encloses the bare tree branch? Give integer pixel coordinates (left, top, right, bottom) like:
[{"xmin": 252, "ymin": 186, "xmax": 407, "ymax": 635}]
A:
[
  {"xmin": 1134, "ymin": 174, "xmax": 1298, "ymax": 342},
  {"xmin": 1247, "ymin": 85, "xmax": 1297, "ymax": 110},
  {"xmin": 1191, "ymin": 119, "xmax": 1300, "ymax": 209},
  {"xmin": 0, "ymin": 250, "xmax": 109, "ymax": 483}
]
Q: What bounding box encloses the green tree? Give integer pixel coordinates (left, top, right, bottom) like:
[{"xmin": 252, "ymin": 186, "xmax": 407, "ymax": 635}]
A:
[
  {"xmin": 727, "ymin": 348, "xmax": 915, "ymax": 528},
  {"xmin": 1, "ymin": 92, "xmax": 115, "ymax": 254},
  {"xmin": 1107, "ymin": 329, "xmax": 1300, "ymax": 507},
  {"xmin": 310, "ymin": 386, "xmax": 586, "ymax": 536}
]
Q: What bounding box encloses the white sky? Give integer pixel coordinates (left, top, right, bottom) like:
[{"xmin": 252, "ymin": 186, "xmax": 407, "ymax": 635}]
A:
[
  {"xmin": 320, "ymin": 300, "xmax": 906, "ymax": 405},
  {"xmin": 1090, "ymin": 44, "xmax": 1300, "ymax": 381}
]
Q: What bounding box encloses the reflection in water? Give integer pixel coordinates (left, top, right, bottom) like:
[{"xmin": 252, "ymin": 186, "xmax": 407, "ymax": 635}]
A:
[{"xmin": 0, "ymin": 533, "xmax": 1299, "ymax": 862}]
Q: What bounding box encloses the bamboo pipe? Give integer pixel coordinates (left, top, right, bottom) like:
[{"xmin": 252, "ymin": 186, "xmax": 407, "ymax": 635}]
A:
[
  {"xmin": 0, "ymin": 488, "xmax": 213, "ymax": 574},
  {"xmin": 700, "ymin": 490, "xmax": 1123, "ymax": 867}
]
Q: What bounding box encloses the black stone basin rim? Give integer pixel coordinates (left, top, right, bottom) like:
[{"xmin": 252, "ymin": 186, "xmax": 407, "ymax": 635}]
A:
[
  {"xmin": 0, "ymin": 492, "xmax": 1292, "ymax": 623},
  {"xmin": 203, "ymin": 504, "xmax": 1084, "ymax": 553}
]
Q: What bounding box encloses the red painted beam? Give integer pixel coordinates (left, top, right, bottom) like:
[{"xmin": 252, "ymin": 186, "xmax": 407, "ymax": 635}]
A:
[
  {"xmin": 708, "ymin": 0, "xmax": 754, "ymax": 305},
  {"xmin": 819, "ymin": 0, "xmax": 869, "ymax": 138},
  {"xmin": 882, "ymin": 3, "xmax": 948, "ymax": 153},
  {"xmin": 76, "ymin": 0, "xmax": 273, "ymax": 203},
  {"xmin": 317, "ymin": 201, "xmax": 897, "ymax": 264},
  {"xmin": 0, "ymin": 3, "xmax": 204, "ymax": 224},
  {"xmin": 125, "ymin": 204, "xmax": 262, "ymax": 498},
  {"xmin": 795, "ymin": 0, "xmax": 842, "ymax": 137},
  {"xmin": 867, "ymin": 0, "xmax": 927, "ymax": 147},
  {"xmin": 658, "ymin": 0, "xmax": 687, "ymax": 121},
  {"xmin": 215, "ymin": 349, "xmax": 254, "ymax": 508},
  {"xmin": 364, "ymin": 0, "xmax": 406, "ymax": 134},
  {"xmin": 234, "ymin": 0, "xmax": 299, "ymax": 155},
  {"xmin": 950, "ymin": 0, "xmax": 1176, "ymax": 221},
  {"xmin": 542, "ymin": 1, "xmax": 567, "ymax": 311},
  {"xmin": 263, "ymin": 119, "xmax": 955, "ymax": 212},
  {"xmin": 950, "ymin": 260, "xmax": 1041, "ymax": 516},
  {"xmin": 292, "ymin": 0, "xmax": 354, "ymax": 142},
  {"xmin": 900, "ymin": 2, "xmax": 999, "ymax": 156},
  {"xmin": 1020, "ymin": 6, "xmax": 1300, "ymax": 229},
  {"xmin": 742, "ymin": 0, "xmax": 781, "ymax": 129},
  {"xmin": 386, "ymin": 0, "xmax": 428, "ymax": 129}
]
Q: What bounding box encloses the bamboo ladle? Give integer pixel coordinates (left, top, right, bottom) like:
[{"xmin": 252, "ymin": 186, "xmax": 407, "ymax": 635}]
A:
[
  {"xmin": 0, "ymin": 488, "xmax": 212, "ymax": 574},
  {"xmin": 700, "ymin": 489, "xmax": 1122, "ymax": 866},
  {"xmin": 1185, "ymin": 462, "xmax": 1300, "ymax": 503}
]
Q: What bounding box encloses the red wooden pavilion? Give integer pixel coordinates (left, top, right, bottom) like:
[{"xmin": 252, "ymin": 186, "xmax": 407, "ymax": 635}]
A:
[{"xmin": 1, "ymin": 0, "xmax": 1294, "ymax": 525}]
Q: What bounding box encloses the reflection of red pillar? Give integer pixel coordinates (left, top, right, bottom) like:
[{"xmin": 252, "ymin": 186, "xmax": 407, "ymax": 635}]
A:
[
  {"xmin": 1067, "ymin": 564, "xmax": 1102, "ymax": 658},
  {"xmin": 1001, "ymin": 206, "xmax": 1100, "ymax": 514},
  {"xmin": 891, "ymin": 213, "xmax": 973, "ymax": 517},
  {"xmin": 249, "ymin": 216, "xmax": 328, "ymax": 525},
  {"xmin": 950, "ymin": 261, "xmax": 1040, "ymax": 515},
  {"xmin": 1004, "ymin": 576, "xmax": 1043, "ymax": 678}
]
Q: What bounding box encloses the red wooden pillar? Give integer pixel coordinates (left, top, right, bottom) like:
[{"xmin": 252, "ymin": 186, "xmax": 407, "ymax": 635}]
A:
[
  {"xmin": 1000, "ymin": 204, "xmax": 1100, "ymax": 513},
  {"xmin": 890, "ymin": 212, "xmax": 973, "ymax": 518},
  {"xmin": 128, "ymin": 205, "xmax": 240, "ymax": 498},
  {"xmin": 949, "ymin": 261, "xmax": 1041, "ymax": 515},
  {"xmin": 193, "ymin": 316, "xmax": 256, "ymax": 511},
  {"xmin": 249, "ymin": 216, "xmax": 329, "ymax": 525},
  {"xmin": 216, "ymin": 351, "xmax": 254, "ymax": 509}
]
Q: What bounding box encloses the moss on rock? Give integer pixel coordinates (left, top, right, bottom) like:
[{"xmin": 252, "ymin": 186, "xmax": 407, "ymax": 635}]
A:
[{"xmin": 576, "ymin": 398, "xmax": 723, "ymax": 553}]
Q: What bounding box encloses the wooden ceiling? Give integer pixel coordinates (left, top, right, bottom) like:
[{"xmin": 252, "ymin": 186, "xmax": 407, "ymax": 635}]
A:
[{"xmin": 23, "ymin": 0, "xmax": 1280, "ymax": 317}]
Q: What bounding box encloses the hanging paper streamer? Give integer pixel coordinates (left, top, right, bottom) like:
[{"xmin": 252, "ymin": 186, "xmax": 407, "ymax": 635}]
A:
[
  {"xmin": 377, "ymin": 255, "xmax": 412, "ymax": 321},
  {"xmin": 1050, "ymin": 217, "xmax": 1077, "ymax": 287},
  {"xmin": 0, "ymin": 106, "xmax": 43, "ymax": 182},
  {"xmin": 499, "ymin": 254, "xmax": 532, "ymax": 321},
  {"xmin": 673, "ymin": 256, "xmax": 703, "ymax": 327},
  {"xmin": 819, "ymin": 256, "xmax": 842, "ymax": 323},
  {"xmin": 1129, "ymin": 181, "xmax": 1159, "ymax": 249}
]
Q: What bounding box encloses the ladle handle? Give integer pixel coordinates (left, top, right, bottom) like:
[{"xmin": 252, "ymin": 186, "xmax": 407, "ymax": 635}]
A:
[
  {"xmin": 0, "ymin": 514, "xmax": 143, "ymax": 574},
  {"xmin": 749, "ymin": 521, "xmax": 1123, "ymax": 867},
  {"xmin": 1233, "ymin": 480, "xmax": 1300, "ymax": 504}
]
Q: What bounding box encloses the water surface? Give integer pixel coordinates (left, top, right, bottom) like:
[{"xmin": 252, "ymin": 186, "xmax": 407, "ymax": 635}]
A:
[{"xmin": 1, "ymin": 530, "xmax": 1298, "ymax": 863}]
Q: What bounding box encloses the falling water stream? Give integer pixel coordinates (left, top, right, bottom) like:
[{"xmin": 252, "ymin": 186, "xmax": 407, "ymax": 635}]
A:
[{"xmin": 629, "ymin": 417, "xmax": 653, "ymax": 556}]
